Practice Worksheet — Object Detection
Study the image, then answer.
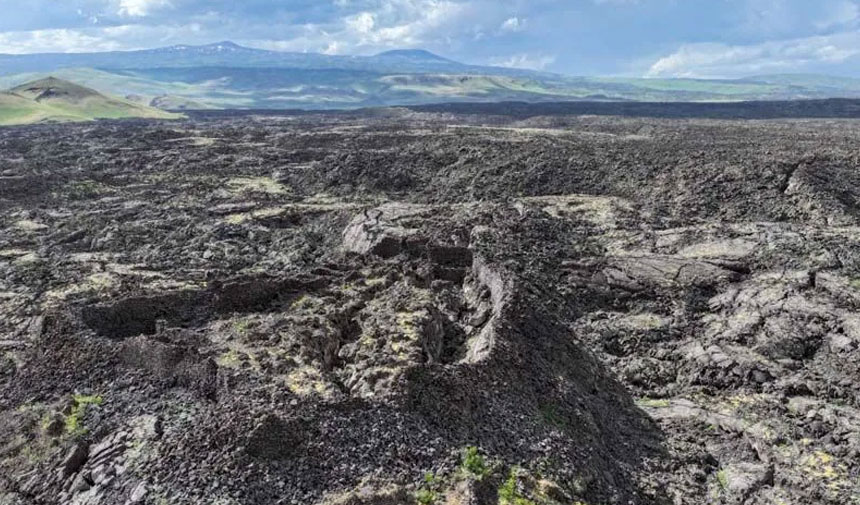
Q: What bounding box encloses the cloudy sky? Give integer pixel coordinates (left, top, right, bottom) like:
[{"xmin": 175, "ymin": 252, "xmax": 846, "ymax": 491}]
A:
[{"xmin": 1, "ymin": 0, "xmax": 859, "ymax": 78}]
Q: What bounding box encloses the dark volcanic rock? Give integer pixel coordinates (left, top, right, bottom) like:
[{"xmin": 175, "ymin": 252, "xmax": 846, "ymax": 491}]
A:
[{"xmin": 1, "ymin": 110, "xmax": 860, "ymax": 505}]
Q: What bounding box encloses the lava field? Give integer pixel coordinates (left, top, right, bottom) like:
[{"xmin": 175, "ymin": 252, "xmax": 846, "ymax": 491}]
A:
[{"xmin": 2, "ymin": 109, "xmax": 860, "ymax": 505}]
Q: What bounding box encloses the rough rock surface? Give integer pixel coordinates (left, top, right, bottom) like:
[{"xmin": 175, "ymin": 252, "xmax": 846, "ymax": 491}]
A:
[{"xmin": 1, "ymin": 111, "xmax": 860, "ymax": 505}]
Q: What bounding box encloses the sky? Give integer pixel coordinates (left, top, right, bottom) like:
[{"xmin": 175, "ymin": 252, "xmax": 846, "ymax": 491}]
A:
[{"xmin": 1, "ymin": 0, "xmax": 859, "ymax": 78}]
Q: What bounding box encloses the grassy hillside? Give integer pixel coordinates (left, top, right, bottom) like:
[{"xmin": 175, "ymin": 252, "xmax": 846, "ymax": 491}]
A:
[
  {"xmin": 4, "ymin": 66, "xmax": 860, "ymax": 111},
  {"xmin": 0, "ymin": 77, "xmax": 183, "ymax": 126},
  {"xmin": 0, "ymin": 92, "xmax": 49, "ymax": 125}
]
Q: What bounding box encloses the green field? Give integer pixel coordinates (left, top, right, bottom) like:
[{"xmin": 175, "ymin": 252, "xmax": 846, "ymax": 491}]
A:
[{"xmin": 0, "ymin": 77, "xmax": 182, "ymax": 126}]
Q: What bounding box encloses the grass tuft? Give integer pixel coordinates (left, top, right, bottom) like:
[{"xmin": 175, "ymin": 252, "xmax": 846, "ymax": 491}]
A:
[
  {"xmin": 415, "ymin": 471, "xmax": 440, "ymax": 505},
  {"xmin": 65, "ymin": 394, "xmax": 104, "ymax": 436},
  {"xmin": 498, "ymin": 467, "xmax": 537, "ymax": 505},
  {"xmin": 716, "ymin": 469, "xmax": 729, "ymax": 491},
  {"xmin": 461, "ymin": 446, "xmax": 489, "ymax": 479}
]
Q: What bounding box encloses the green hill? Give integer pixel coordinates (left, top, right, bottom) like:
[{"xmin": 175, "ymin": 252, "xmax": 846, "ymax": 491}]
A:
[{"xmin": 0, "ymin": 77, "xmax": 183, "ymax": 126}]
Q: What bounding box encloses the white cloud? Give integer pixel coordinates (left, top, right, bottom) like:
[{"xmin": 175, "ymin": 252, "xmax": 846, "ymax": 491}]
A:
[
  {"xmin": 323, "ymin": 40, "xmax": 342, "ymax": 55},
  {"xmin": 0, "ymin": 28, "xmax": 121, "ymax": 54},
  {"xmin": 490, "ymin": 52, "xmax": 555, "ymax": 70},
  {"xmin": 347, "ymin": 0, "xmax": 467, "ymax": 47},
  {"xmin": 647, "ymin": 30, "xmax": 860, "ymax": 78},
  {"xmin": 500, "ymin": 17, "xmax": 524, "ymax": 32},
  {"xmin": 248, "ymin": 0, "xmax": 475, "ymax": 55},
  {"xmin": 347, "ymin": 12, "xmax": 376, "ymax": 34},
  {"xmin": 0, "ymin": 23, "xmax": 209, "ymax": 54},
  {"xmin": 0, "ymin": 0, "xmax": 515, "ymax": 61},
  {"xmin": 117, "ymin": 0, "xmax": 173, "ymax": 17}
]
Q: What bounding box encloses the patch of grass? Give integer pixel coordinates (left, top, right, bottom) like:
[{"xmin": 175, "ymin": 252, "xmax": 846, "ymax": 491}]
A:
[
  {"xmin": 804, "ymin": 450, "xmax": 842, "ymax": 482},
  {"xmin": 40, "ymin": 411, "xmax": 59, "ymax": 432},
  {"xmin": 0, "ymin": 94, "xmax": 44, "ymax": 125},
  {"xmin": 290, "ymin": 294, "xmax": 312, "ymax": 310},
  {"xmin": 461, "ymin": 446, "xmax": 490, "ymax": 479},
  {"xmin": 365, "ymin": 276, "xmax": 388, "ymax": 287},
  {"xmin": 637, "ymin": 397, "xmax": 671, "ymax": 408},
  {"xmin": 285, "ymin": 366, "xmax": 335, "ymax": 399},
  {"xmin": 232, "ymin": 319, "xmax": 250, "ymax": 335},
  {"xmin": 396, "ymin": 311, "xmax": 424, "ymax": 341},
  {"xmin": 498, "ymin": 468, "xmax": 537, "ymax": 505},
  {"xmin": 498, "ymin": 470, "xmax": 519, "ymax": 503},
  {"xmin": 216, "ymin": 349, "xmax": 242, "ymax": 368},
  {"xmin": 15, "ymin": 401, "xmax": 41, "ymax": 414},
  {"xmin": 415, "ymin": 487, "xmax": 437, "ymax": 505},
  {"xmin": 716, "ymin": 469, "xmax": 729, "ymax": 491},
  {"xmin": 65, "ymin": 394, "xmax": 103, "ymax": 436}
]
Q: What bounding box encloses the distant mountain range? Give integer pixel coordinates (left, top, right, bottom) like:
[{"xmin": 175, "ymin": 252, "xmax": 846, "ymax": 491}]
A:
[
  {"xmin": 2, "ymin": 42, "xmax": 860, "ymax": 109},
  {"xmin": 0, "ymin": 77, "xmax": 180, "ymax": 125}
]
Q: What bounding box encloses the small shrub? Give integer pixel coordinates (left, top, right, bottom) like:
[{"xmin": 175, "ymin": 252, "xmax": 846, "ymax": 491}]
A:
[
  {"xmin": 498, "ymin": 471, "xmax": 518, "ymax": 503},
  {"xmin": 498, "ymin": 467, "xmax": 536, "ymax": 505},
  {"xmin": 415, "ymin": 471, "xmax": 440, "ymax": 505},
  {"xmin": 415, "ymin": 488, "xmax": 437, "ymax": 505},
  {"xmin": 461, "ymin": 446, "xmax": 489, "ymax": 478},
  {"xmin": 65, "ymin": 394, "xmax": 103, "ymax": 436}
]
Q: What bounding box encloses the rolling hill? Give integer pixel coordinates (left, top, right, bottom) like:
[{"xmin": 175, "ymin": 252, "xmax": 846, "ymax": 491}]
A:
[
  {"xmin": 0, "ymin": 77, "xmax": 183, "ymax": 126},
  {"xmin": 3, "ymin": 43, "xmax": 860, "ymax": 109}
]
